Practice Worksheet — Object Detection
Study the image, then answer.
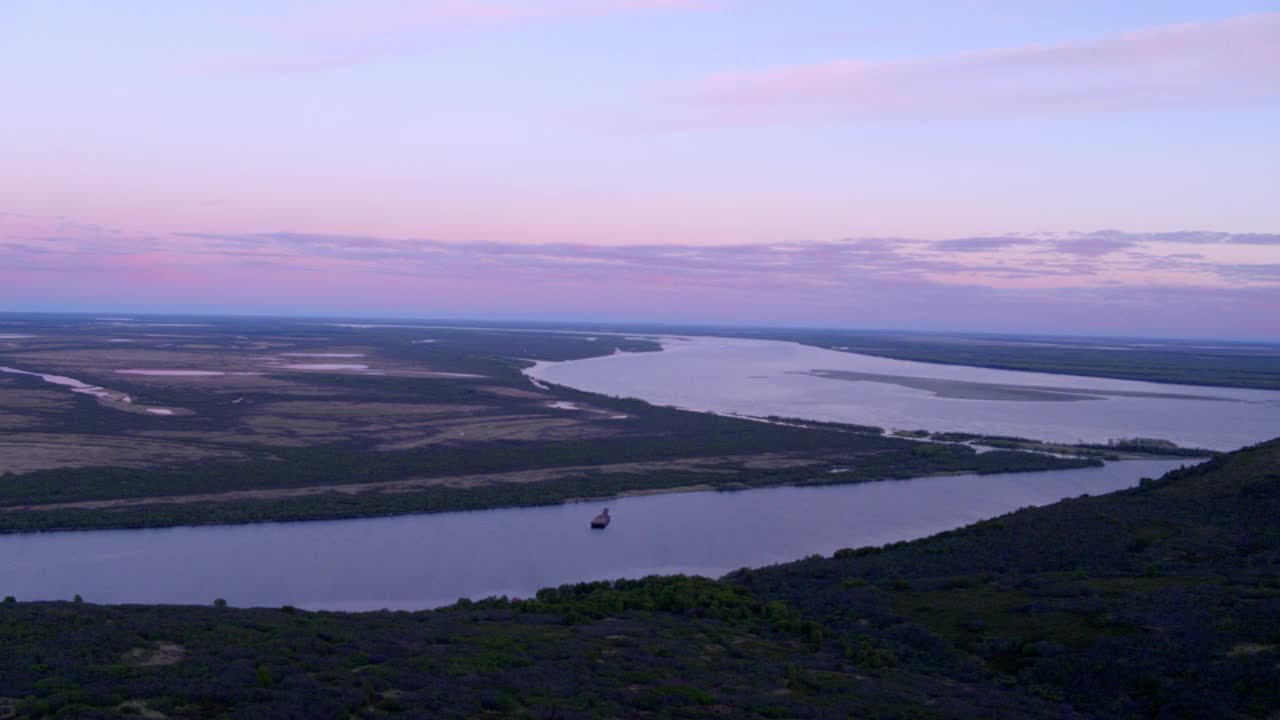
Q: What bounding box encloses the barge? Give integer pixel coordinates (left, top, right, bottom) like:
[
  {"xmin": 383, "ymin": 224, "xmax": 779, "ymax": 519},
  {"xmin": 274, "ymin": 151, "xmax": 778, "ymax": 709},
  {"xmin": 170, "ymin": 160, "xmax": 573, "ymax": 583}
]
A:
[{"xmin": 591, "ymin": 508, "xmax": 610, "ymax": 529}]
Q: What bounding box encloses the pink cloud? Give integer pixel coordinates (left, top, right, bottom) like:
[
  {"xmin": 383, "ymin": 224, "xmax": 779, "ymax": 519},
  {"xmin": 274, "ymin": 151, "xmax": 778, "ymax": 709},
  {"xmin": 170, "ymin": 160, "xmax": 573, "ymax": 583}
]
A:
[
  {"xmin": 621, "ymin": 12, "xmax": 1280, "ymax": 129},
  {"xmin": 3, "ymin": 213, "xmax": 1279, "ymax": 339},
  {"xmin": 5, "ymin": 214, "xmax": 1278, "ymax": 294}
]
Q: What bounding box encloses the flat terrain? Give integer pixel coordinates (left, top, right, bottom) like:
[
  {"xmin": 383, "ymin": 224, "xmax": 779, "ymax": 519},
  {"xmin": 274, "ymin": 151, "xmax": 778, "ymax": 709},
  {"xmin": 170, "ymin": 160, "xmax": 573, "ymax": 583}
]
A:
[
  {"xmin": 764, "ymin": 328, "xmax": 1280, "ymax": 390},
  {"xmin": 805, "ymin": 369, "xmax": 1239, "ymax": 402},
  {"xmin": 3, "ymin": 437, "xmax": 1276, "ymax": 719},
  {"xmin": 0, "ymin": 315, "xmax": 1097, "ymax": 532},
  {"xmin": 443, "ymin": 322, "xmax": 1280, "ymax": 390}
]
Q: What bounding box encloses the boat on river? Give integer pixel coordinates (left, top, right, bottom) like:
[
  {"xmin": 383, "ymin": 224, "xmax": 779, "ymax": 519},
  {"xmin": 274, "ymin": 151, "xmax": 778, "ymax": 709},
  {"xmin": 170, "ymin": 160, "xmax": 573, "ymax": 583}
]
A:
[{"xmin": 591, "ymin": 508, "xmax": 610, "ymax": 529}]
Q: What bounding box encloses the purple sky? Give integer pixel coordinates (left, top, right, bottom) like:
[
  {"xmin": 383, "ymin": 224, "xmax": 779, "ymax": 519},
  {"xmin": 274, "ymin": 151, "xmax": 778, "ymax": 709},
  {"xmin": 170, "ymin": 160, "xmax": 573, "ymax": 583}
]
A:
[{"xmin": 2, "ymin": 2, "xmax": 1278, "ymax": 338}]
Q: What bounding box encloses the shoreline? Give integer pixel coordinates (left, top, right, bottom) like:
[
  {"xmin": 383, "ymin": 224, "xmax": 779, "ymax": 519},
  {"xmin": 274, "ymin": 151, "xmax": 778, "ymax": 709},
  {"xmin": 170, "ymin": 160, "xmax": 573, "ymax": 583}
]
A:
[
  {"xmin": 523, "ymin": 334, "xmax": 1265, "ymax": 451},
  {"xmin": 813, "ymin": 344, "xmax": 1280, "ymax": 392},
  {"xmin": 0, "ymin": 454, "xmax": 1175, "ymax": 537}
]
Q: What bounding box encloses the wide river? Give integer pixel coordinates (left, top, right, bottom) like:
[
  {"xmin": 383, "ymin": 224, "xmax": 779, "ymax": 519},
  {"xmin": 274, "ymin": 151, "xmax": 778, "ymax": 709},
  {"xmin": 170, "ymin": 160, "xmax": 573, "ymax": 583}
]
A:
[
  {"xmin": 2, "ymin": 335, "xmax": 1251, "ymax": 610},
  {"xmin": 529, "ymin": 336, "xmax": 1280, "ymax": 451},
  {"xmin": 0, "ymin": 459, "xmax": 1186, "ymax": 611}
]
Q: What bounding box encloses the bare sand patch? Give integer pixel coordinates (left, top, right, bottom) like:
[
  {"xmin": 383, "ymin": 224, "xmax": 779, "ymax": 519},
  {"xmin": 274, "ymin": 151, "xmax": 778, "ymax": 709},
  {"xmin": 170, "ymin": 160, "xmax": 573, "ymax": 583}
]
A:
[
  {"xmin": 120, "ymin": 643, "xmax": 185, "ymax": 667},
  {"xmin": 478, "ymin": 386, "xmax": 551, "ymax": 400},
  {"xmin": 806, "ymin": 369, "xmax": 1234, "ymax": 403},
  {"xmin": 99, "ymin": 399, "xmax": 194, "ymax": 417}
]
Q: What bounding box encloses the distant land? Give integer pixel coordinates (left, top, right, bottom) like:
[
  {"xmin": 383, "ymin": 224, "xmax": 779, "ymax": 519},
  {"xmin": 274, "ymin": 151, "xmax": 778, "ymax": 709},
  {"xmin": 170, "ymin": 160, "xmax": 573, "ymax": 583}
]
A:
[
  {"xmin": 0, "ymin": 313, "xmax": 1123, "ymax": 533},
  {"xmin": 762, "ymin": 328, "xmax": 1280, "ymax": 391}
]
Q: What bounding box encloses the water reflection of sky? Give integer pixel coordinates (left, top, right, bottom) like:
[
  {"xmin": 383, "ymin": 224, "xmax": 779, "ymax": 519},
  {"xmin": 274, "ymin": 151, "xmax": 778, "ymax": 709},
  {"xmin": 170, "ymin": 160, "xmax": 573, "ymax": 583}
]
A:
[
  {"xmin": 530, "ymin": 337, "xmax": 1280, "ymax": 451},
  {"xmin": 0, "ymin": 459, "xmax": 1188, "ymax": 610}
]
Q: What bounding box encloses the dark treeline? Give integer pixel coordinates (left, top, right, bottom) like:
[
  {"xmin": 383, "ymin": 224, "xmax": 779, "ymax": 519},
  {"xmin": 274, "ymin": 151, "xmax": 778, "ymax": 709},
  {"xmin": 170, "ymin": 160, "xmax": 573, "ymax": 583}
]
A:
[
  {"xmin": 0, "ymin": 445, "xmax": 1091, "ymax": 533},
  {"xmin": 758, "ymin": 329, "xmax": 1280, "ymax": 391}
]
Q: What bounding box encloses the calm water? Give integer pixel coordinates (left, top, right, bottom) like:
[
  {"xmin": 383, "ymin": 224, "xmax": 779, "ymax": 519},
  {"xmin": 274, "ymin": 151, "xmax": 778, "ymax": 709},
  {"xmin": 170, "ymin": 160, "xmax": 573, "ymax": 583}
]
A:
[
  {"xmin": 0, "ymin": 459, "xmax": 1187, "ymax": 610},
  {"xmin": 528, "ymin": 337, "xmax": 1280, "ymax": 451}
]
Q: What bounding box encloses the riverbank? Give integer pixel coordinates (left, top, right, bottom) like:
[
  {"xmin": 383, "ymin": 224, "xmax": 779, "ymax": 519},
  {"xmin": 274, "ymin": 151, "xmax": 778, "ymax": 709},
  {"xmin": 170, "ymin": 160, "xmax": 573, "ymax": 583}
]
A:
[{"xmin": 0, "ymin": 445, "xmax": 1099, "ymax": 534}]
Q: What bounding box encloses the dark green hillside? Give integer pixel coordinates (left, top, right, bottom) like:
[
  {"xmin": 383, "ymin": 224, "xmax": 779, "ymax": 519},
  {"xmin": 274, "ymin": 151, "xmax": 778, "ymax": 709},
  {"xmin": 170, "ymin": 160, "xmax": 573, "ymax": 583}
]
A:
[
  {"xmin": 3, "ymin": 440, "xmax": 1278, "ymax": 718},
  {"xmin": 0, "ymin": 578, "xmax": 1080, "ymax": 720},
  {"xmin": 735, "ymin": 439, "xmax": 1280, "ymax": 718}
]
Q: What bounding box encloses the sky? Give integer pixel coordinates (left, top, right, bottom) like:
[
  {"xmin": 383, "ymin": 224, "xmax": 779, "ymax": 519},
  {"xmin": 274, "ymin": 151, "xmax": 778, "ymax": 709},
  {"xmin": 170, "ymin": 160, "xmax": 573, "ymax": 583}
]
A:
[{"xmin": 2, "ymin": 1, "xmax": 1278, "ymax": 338}]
